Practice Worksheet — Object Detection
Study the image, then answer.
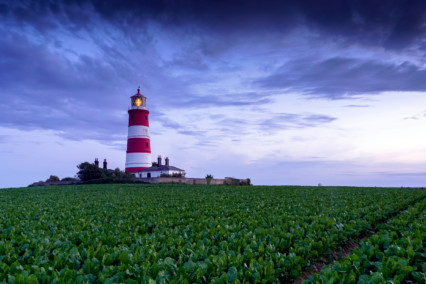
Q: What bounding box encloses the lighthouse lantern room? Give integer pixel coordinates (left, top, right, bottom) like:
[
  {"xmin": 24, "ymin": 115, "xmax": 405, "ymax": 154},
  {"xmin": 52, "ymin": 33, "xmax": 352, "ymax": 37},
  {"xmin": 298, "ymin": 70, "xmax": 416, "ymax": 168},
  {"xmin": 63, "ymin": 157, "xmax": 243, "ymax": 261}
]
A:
[{"xmin": 125, "ymin": 87, "xmax": 152, "ymax": 174}]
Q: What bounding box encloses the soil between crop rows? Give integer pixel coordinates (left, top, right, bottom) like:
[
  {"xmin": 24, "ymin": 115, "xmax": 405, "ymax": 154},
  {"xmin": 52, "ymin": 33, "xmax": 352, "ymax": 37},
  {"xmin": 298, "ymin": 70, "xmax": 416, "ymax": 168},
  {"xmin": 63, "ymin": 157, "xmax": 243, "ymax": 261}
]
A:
[{"xmin": 294, "ymin": 195, "xmax": 426, "ymax": 283}]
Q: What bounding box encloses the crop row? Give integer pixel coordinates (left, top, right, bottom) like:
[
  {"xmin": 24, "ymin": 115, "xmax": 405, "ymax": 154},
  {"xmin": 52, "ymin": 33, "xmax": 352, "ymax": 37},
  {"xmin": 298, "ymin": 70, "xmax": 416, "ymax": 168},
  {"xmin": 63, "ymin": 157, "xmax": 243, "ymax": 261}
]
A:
[
  {"xmin": 306, "ymin": 197, "xmax": 425, "ymax": 283},
  {"xmin": 0, "ymin": 185, "xmax": 425, "ymax": 283}
]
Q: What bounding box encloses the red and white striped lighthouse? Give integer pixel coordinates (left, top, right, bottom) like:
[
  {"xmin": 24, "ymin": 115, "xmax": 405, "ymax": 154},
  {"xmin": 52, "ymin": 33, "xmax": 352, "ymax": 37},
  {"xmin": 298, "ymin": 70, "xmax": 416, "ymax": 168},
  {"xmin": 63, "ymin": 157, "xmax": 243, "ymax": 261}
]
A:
[{"xmin": 125, "ymin": 87, "xmax": 152, "ymax": 173}]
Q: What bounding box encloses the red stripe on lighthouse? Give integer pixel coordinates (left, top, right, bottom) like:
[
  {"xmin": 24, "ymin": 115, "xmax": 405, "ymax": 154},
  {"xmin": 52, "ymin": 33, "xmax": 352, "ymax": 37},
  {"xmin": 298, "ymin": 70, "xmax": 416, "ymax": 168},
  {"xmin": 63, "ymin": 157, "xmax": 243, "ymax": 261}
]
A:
[
  {"xmin": 128, "ymin": 109, "xmax": 150, "ymax": 127},
  {"xmin": 126, "ymin": 138, "xmax": 151, "ymax": 153},
  {"xmin": 126, "ymin": 167, "xmax": 148, "ymax": 173}
]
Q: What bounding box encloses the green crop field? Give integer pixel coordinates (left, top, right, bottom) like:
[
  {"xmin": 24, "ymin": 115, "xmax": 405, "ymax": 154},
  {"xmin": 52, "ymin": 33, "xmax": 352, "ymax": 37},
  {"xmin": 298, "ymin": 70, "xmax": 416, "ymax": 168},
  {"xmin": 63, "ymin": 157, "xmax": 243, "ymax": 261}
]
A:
[
  {"xmin": 307, "ymin": 198, "xmax": 425, "ymax": 283},
  {"xmin": 0, "ymin": 184, "xmax": 424, "ymax": 283}
]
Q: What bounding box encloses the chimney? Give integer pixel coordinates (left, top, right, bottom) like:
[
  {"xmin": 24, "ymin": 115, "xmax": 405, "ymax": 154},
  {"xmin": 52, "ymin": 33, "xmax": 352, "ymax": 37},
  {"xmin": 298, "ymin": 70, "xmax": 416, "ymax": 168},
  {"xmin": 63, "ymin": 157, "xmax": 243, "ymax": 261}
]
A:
[
  {"xmin": 94, "ymin": 158, "xmax": 99, "ymax": 167},
  {"xmin": 157, "ymin": 155, "xmax": 162, "ymax": 166},
  {"xmin": 103, "ymin": 159, "xmax": 107, "ymax": 169},
  {"xmin": 165, "ymin": 157, "xmax": 169, "ymax": 167}
]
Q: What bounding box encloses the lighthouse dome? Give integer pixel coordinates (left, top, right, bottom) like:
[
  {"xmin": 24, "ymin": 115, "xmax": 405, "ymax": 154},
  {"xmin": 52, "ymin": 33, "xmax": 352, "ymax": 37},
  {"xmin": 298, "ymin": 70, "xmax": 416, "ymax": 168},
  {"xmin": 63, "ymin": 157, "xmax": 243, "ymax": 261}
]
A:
[{"xmin": 130, "ymin": 87, "xmax": 147, "ymax": 109}]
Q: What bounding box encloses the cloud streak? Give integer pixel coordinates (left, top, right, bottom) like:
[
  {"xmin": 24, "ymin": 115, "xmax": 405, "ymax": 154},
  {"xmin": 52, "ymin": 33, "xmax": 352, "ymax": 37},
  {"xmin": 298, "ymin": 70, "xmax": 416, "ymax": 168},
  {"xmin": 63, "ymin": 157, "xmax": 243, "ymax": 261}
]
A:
[
  {"xmin": 258, "ymin": 57, "xmax": 426, "ymax": 99},
  {"xmin": 259, "ymin": 113, "xmax": 337, "ymax": 133}
]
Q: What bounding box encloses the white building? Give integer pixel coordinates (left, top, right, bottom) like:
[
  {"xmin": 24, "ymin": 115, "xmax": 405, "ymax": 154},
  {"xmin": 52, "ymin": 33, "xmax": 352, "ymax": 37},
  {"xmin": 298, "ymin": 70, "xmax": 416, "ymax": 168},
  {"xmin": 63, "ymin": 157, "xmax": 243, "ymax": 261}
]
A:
[{"xmin": 138, "ymin": 156, "xmax": 185, "ymax": 178}]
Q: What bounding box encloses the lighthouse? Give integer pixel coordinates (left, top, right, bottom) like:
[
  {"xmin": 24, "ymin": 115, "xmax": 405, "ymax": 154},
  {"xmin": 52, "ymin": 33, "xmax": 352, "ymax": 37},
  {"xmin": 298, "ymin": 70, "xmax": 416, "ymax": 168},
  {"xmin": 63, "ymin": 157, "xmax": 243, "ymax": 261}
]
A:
[{"xmin": 125, "ymin": 87, "xmax": 152, "ymax": 174}]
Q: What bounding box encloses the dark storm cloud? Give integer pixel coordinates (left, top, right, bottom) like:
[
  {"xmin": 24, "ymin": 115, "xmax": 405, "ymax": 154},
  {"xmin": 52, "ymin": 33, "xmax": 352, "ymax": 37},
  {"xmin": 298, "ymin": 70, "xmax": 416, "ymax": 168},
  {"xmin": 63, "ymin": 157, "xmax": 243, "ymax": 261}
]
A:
[
  {"xmin": 3, "ymin": 0, "xmax": 425, "ymax": 49},
  {"xmin": 0, "ymin": 28, "xmax": 133, "ymax": 141},
  {"xmin": 97, "ymin": 0, "xmax": 420, "ymax": 50},
  {"xmin": 0, "ymin": 22, "xmax": 194, "ymax": 142},
  {"xmin": 0, "ymin": 28, "xmax": 132, "ymax": 105},
  {"xmin": 1, "ymin": 0, "xmax": 425, "ymax": 143},
  {"xmin": 258, "ymin": 57, "xmax": 426, "ymax": 99}
]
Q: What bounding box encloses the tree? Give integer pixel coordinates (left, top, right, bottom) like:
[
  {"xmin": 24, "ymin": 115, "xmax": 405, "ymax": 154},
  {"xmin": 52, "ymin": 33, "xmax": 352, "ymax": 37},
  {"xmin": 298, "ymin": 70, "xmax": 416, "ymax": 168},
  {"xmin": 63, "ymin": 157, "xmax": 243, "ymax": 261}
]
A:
[
  {"xmin": 112, "ymin": 168, "xmax": 133, "ymax": 179},
  {"xmin": 76, "ymin": 162, "xmax": 105, "ymax": 181},
  {"xmin": 206, "ymin": 174, "xmax": 213, "ymax": 185},
  {"xmin": 46, "ymin": 175, "xmax": 60, "ymax": 182}
]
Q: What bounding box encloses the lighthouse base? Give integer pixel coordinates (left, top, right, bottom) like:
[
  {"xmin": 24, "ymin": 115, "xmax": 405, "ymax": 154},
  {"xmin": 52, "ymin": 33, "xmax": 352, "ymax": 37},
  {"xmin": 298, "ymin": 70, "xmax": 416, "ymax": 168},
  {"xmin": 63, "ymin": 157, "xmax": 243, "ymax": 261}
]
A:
[{"xmin": 125, "ymin": 152, "xmax": 152, "ymax": 173}]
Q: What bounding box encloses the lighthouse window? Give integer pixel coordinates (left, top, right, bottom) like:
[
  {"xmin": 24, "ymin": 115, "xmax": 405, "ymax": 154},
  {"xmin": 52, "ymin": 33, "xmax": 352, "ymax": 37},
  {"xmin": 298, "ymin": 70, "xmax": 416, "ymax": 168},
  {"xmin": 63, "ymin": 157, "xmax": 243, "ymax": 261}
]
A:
[
  {"xmin": 145, "ymin": 115, "xmax": 147, "ymax": 119},
  {"xmin": 146, "ymin": 143, "xmax": 149, "ymax": 148}
]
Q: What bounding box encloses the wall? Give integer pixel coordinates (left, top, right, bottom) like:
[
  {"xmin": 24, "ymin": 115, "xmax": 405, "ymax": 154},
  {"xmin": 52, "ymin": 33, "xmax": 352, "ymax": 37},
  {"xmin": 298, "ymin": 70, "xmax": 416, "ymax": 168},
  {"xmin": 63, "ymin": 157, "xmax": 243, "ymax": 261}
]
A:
[
  {"xmin": 140, "ymin": 170, "xmax": 185, "ymax": 178},
  {"xmin": 138, "ymin": 177, "xmax": 250, "ymax": 185}
]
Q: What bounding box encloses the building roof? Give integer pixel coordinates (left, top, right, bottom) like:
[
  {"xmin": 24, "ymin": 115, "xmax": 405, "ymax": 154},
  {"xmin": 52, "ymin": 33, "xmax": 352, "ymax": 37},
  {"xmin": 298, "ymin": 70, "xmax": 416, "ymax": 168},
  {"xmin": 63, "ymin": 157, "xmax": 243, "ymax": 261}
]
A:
[{"xmin": 140, "ymin": 165, "xmax": 185, "ymax": 172}]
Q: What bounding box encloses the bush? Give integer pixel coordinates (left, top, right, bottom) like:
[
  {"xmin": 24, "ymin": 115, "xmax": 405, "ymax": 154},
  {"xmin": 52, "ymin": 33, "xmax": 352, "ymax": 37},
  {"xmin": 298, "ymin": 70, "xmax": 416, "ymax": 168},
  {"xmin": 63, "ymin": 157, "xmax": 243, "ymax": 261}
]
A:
[
  {"xmin": 46, "ymin": 175, "xmax": 60, "ymax": 182},
  {"xmin": 77, "ymin": 162, "xmax": 105, "ymax": 181},
  {"xmin": 160, "ymin": 173, "xmax": 183, "ymax": 178},
  {"xmin": 112, "ymin": 168, "xmax": 133, "ymax": 179},
  {"xmin": 76, "ymin": 162, "xmax": 137, "ymax": 183},
  {"xmin": 84, "ymin": 177, "xmax": 148, "ymax": 184},
  {"xmin": 61, "ymin": 177, "xmax": 78, "ymax": 182}
]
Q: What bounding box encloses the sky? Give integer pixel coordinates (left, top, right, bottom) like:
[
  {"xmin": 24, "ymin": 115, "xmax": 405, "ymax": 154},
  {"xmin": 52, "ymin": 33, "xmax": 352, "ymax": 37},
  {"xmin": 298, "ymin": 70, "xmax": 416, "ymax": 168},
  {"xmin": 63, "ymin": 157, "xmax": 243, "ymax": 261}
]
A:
[{"xmin": 1, "ymin": 0, "xmax": 426, "ymax": 188}]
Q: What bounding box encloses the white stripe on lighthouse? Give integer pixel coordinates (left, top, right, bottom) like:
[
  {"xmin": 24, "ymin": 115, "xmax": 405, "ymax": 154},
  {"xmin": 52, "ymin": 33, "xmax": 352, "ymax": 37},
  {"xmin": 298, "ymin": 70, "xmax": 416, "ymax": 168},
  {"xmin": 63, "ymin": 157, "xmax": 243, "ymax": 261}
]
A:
[
  {"xmin": 127, "ymin": 125, "xmax": 150, "ymax": 139},
  {"xmin": 125, "ymin": 153, "xmax": 152, "ymax": 167}
]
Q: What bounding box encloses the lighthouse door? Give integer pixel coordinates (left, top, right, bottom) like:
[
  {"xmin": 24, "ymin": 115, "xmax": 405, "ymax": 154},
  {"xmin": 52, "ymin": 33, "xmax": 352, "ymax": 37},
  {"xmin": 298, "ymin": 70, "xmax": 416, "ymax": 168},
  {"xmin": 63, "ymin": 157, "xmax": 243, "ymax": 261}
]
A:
[{"xmin": 147, "ymin": 173, "xmax": 151, "ymax": 178}]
